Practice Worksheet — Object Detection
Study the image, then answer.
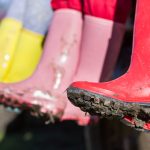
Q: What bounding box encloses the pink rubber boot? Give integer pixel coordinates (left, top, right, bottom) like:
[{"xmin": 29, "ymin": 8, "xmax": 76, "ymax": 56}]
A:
[
  {"xmin": 62, "ymin": 0, "xmax": 131, "ymax": 125},
  {"xmin": 0, "ymin": 6, "xmax": 83, "ymax": 120}
]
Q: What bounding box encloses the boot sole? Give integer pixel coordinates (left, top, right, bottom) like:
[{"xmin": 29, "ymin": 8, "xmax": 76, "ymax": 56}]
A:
[
  {"xmin": 0, "ymin": 94, "xmax": 62, "ymax": 123},
  {"xmin": 67, "ymin": 87, "xmax": 150, "ymax": 131}
]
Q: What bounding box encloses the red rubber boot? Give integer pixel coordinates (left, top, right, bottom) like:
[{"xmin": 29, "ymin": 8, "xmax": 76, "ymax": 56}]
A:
[{"xmin": 67, "ymin": 0, "xmax": 150, "ymax": 131}]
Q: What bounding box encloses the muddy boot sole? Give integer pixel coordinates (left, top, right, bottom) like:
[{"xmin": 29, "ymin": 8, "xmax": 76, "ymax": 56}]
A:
[
  {"xmin": 67, "ymin": 87, "xmax": 150, "ymax": 131},
  {"xmin": 0, "ymin": 94, "xmax": 63, "ymax": 124}
]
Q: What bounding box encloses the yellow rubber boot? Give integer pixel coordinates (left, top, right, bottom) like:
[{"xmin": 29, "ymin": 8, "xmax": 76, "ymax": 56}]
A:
[
  {"xmin": 0, "ymin": 18, "xmax": 22, "ymax": 81},
  {"xmin": 4, "ymin": 29, "xmax": 43, "ymax": 82}
]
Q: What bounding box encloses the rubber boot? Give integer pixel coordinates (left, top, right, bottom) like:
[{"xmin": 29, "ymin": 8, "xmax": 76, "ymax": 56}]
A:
[
  {"xmin": 62, "ymin": 0, "xmax": 130, "ymax": 125},
  {"xmin": 67, "ymin": 0, "xmax": 150, "ymax": 131},
  {"xmin": 62, "ymin": 19, "xmax": 125, "ymax": 125},
  {"xmin": 0, "ymin": 0, "xmax": 26, "ymax": 81},
  {"xmin": 0, "ymin": 3, "xmax": 83, "ymax": 120},
  {"xmin": 4, "ymin": 0, "xmax": 52, "ymax": 82},
  {"xmin": 4, "ymin": 30, "xmax": 44, "ymax": 82}
]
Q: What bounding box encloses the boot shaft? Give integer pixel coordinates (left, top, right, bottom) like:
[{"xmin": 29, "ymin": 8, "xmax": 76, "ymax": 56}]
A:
[{"xmin": 131, "ymin": 0, "xmax": 150, "ymax": 74}]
